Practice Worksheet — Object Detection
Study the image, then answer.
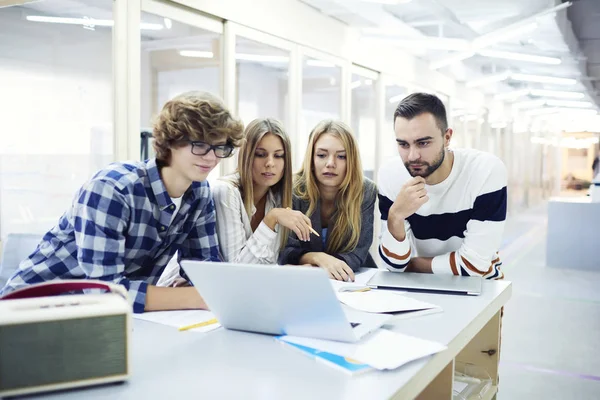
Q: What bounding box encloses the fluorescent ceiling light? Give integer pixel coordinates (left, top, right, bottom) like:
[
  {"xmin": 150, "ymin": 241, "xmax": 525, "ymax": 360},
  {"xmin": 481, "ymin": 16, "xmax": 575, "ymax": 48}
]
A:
[
  {"xmin": 472, "ymin": 22, "xmax": 538, "ymax": 49},
  {"xmin": 179, "ymin": 50, "xmax": 214, "ymax": 58},
  {"xmin": 430, "ymin": 51, "xmax": 475, "ymax": 70},
  {"xmin": 179, "ymin": 52, "xmax": 290, "ymax": 63},
  {"xmin": 477, "ymin": 50, "xmax": 561, "ymax": 65},
  {"xmin": 236, "ymin": 53, "xmax": 289, "ymax": 63},
  {"xmin": 513, "ymin": 99, "xmax": 546, "ymax": 109},
  {"xmin": 466, "ymin": 72, "xmax": 510, "ymax": 88},
  {"xmin": 545, "ymin": 100, "xmax": 593, "ymax": 108},
  {"xmin": 306, "ymin": 60, "xmax": 336, "ymax": 68},
  {"xmin": 511, "ymin": 73, "xmax": 577, "ymax": 85},
  {"xmin": 26, "ymin": 15, "xmax": 163, "ymax": 30},
  {"xmin": 494, "ymin": 89, "xmax": 531, "ymax": 101},
  {"xmin": 526, "ymin": 107, "xmax": 597, "ymax": 116},
  {"xmin": 529, "ymin": 89, "xmax": 584, "ymax": 99},
  {"xmin": 163, "ymin": 18, "xmax": 172, "ymax": 29},
  {"xmin": 360, "ymin": 36, "xmax": 470, "ymax": 52}
]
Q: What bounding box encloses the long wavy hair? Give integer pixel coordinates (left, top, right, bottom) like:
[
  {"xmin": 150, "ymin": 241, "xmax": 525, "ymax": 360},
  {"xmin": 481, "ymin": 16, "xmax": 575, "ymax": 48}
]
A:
[
  {"xmin": 294, "ymin": 120, "xmax": 364, "ymax": 254},
  {"xmin": 223, "ymin": 118, "xmax": 293, "ymax": 248}
]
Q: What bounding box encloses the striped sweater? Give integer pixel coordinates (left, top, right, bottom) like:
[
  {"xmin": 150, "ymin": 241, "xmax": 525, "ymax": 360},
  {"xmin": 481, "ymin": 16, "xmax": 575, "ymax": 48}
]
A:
[{"xmin": 378, "ymin": 148, "xmax": 507, "ymax": 279}]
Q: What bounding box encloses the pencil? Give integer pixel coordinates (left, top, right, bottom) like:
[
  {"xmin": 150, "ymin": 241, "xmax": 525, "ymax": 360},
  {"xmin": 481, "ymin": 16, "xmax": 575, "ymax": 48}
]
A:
[
  {"xmin": 178, "ymin": 318, "xmax": 218, "ymax": 332},
  {"xmin": 286, "ymin": 207, "xmax": 320, "ymax": 237}
]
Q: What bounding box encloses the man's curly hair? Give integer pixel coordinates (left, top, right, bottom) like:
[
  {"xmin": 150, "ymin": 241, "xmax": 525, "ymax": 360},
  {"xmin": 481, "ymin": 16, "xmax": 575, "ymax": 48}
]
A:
[{"xmin": 152, "ymin": 91, "xmax": 244, "ymax": 163}]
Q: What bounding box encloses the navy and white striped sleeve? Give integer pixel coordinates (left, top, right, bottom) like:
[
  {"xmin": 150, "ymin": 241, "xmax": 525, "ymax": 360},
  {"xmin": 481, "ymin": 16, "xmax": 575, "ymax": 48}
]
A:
[
  {"xmin": 73, "ymin": 179, "xmax": 148, "ymax": 313},
  {"xmin": 431, "ymin": 158, "xmax": 507, "ymax": 277}
]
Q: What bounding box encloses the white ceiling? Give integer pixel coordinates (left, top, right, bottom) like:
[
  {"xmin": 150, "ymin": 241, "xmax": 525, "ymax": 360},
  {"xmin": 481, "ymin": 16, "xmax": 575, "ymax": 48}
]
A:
[{"xmin": 301, "ymin": 0, "xmax": 599, "ymax": 111}]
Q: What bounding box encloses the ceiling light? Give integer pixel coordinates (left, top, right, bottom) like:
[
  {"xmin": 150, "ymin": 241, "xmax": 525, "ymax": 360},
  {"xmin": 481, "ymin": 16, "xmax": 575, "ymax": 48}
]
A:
[
  {"xmin": 164, "ymin": 18, "xmax": 172, "ymax": 29},
  {"xmin": 466, "ymin": 71, "xmax": 511, "ymax": 88},
  {"xmin": 545, "ymin": 100, "xmax": 593, "ymax": 108},
  {"xmin": 513, "ymin": 99, "xmax": 546, "ymax": 109},
  {"xmin": 26, "ymin": 15, "xmax": 164, "ymax": 30},
  {"xmin": 179, "ymin": 50, "xmax": 214, "ymax": 58},
  {"xmin": 360, "ymin": 36, "xmax": 471, "ymax": 52},
  {"xmin": 477, "ymin": 50, "xmax": 561, "ymax": 65},
  {"xmin": 511, "ymin": 73, "xmax": 577, "ymax": 85},
  {"xmin": 236, "ymin": 53, "xmax": 289, "ymax": 63},
  {"xmin": 494, "ymin": 89, "xmax": 530, "ymax": 101},
  {"xmin": 472, "ymin": 22, "xmax": 538, "ymax": 49},
  {"xmin": 430, "ymin": 51, "xmax": 475, "ymax": 70},
  {"xmin": 529, "ymin": 89, "xmax": 584, "ymax": 99}
]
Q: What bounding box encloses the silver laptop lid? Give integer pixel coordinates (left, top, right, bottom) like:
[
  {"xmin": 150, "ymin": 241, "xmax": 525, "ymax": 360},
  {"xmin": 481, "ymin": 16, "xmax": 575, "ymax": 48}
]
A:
[
  {"xmin": 367, "ymin": 271, "xmax": 482, "ymax": 295},
  {"xmin": 180, "ymin": 261, "xmax": 361, "ymax": 341}
]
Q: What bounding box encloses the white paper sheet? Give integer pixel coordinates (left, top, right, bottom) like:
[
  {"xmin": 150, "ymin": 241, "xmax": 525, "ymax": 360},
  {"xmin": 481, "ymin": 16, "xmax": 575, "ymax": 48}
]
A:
[
  {"xmin": 280, "ymin": 329, "xmax": 446, "ymax": 370},
  {"xmin": 133, "ymin": 310, "xmax": 221, "ymax": 333},
  {"xmin": 337, "ymin": 290, "xmax": 440, "ymax": 314},
  {"xmin": 329, "ymin": 268, "xmax": 378, "ymax": 292}
]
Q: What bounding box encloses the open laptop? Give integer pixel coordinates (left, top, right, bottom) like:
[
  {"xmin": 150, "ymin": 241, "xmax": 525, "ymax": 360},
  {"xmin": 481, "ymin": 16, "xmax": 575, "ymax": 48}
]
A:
[
  {"xmin": 367, "ymin": 271, "xmax": 482, "ymax": 296},
  {"xmin": 181, "ymin": 261, "xmax": 391, "ymax": 343}
]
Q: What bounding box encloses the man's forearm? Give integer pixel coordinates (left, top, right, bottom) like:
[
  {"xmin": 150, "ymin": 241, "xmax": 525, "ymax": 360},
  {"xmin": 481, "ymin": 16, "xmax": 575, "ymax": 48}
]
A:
[
  {"xmin": 145, "ymin": 286, "xmax": 208, "ymax": 312},
  {"xmin": 406, "ymin": 257, "xmax": 433, "ymax": 273},
  {"xmin": 388, "ymin": 217, "xmax": 407, "ymax": 242}
]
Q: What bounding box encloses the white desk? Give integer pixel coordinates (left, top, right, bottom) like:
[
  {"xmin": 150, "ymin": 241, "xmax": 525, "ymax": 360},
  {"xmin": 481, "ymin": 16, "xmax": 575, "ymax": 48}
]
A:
[
  {"xmin": 21, "ymin": 280, "xmax": 511, "ymax": 400},
  {"xmin": 547, "ymin": 196, "xmax": 600, "ymax": 271}
]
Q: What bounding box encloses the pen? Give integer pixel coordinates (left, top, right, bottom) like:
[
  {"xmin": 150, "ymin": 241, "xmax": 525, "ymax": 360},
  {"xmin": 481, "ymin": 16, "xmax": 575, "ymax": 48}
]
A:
[
  {"xmin": 178, "ymin": 318, "xmax": 219, "ymax": 332},
  {"xmin": 286, "ymin": 207, "xmax": 320, "ymax": 237}
]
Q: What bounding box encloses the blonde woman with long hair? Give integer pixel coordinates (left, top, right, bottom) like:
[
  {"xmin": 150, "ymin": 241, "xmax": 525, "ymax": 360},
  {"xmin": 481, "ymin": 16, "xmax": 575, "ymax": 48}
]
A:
[
  {"xmin": 213, "ymin": 118, "xmax": 313, "ymax": 263},
  {"xmin": 278, "ymin": 120, "xmax": 377, "ymax": 281}
]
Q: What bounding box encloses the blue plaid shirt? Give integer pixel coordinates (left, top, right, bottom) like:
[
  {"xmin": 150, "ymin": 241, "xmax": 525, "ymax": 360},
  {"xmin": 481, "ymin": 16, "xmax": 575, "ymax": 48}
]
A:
[{"xmin": 0, "ymin": 158, "xmax": 220, "ymax": 313}]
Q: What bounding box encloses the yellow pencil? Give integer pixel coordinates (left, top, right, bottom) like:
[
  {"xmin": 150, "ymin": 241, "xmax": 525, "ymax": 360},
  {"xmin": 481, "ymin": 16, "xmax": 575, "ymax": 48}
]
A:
[
  {"xmin": 179, "ymin": 318, "xmax": 218, "ymax": 332},
  {"xmin": 286, "ymin": 207, "xmax": 320, "ymax": 237}
]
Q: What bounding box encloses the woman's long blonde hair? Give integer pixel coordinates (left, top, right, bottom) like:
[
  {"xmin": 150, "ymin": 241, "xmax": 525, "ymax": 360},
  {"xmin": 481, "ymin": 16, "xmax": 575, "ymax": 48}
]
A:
[
  {"xmin": 224, "ymin": 118, "xmax": 293, "ymax": 248},
  {"xmin": 294, "ymin": 120, "xmax": 364, "ymax": 254}
]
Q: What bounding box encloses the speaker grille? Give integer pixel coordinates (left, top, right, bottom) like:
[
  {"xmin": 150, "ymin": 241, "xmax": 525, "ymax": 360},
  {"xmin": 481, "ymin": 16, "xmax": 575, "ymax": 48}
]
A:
[{"xmin": 0, "ymin": 314, "xmax": 127, "ymax": 391}]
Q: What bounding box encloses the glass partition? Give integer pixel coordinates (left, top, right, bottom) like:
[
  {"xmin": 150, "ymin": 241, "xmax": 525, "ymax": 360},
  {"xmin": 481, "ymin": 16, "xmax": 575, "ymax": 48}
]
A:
[
  {"xmin": 140, "ymin": 10, "xmax": 222, "ymax": 179},
  {"xmin": 236, "ymin": 37, "xmax": 289, "ymax": 127},
  {"xmin": 350, "ymin": 71, "xmax": 377, "ymax": 180},
  {"xmin": 299, "ymin": 57, "xmax": 342, "ymax": 169},
  {"xmin": 0, "ymin": 0, "xmax": 113, "ymax": 236}
]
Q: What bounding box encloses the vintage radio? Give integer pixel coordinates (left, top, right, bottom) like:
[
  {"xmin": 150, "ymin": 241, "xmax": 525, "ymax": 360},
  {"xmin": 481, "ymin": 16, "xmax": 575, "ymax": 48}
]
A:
[{"xmin": 0, "ymin": 280, "xmax": 131, "ymax": 397}]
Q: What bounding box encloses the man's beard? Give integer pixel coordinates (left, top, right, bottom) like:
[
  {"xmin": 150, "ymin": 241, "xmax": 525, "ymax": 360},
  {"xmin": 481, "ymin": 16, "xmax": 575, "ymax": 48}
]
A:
[{"xmin": 404, "ymin": 146, "xmax": 445, "ymax": 178}]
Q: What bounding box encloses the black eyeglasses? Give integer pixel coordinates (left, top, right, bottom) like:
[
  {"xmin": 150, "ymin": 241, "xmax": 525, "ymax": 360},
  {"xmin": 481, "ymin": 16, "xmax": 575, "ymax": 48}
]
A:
[{"xmin": 187, "ymin": 141, "xmax": 234, "ymax": 158}]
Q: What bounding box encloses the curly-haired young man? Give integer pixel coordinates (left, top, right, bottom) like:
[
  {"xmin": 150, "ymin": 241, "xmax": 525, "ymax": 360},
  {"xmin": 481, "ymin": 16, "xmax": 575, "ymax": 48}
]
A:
[{"xmin": 1, "ymin": 91, "xmax": 244, "ymax": 313}]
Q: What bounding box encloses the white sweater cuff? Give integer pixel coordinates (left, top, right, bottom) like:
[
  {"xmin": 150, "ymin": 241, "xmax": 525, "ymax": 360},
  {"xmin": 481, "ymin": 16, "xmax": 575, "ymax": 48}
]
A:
[
  {"xmin": 381, "ymin": 229, "xmax": 411, "ymax": 262},
  {"xmin": 432, "ymin": 254, "xmax": 456, "ymax": 275}
]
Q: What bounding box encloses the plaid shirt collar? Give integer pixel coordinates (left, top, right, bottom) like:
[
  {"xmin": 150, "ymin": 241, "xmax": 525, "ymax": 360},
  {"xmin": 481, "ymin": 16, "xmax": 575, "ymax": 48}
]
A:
[{"xmin": 147, "ymin": 158, "xmax": 202, "ymax": 208}]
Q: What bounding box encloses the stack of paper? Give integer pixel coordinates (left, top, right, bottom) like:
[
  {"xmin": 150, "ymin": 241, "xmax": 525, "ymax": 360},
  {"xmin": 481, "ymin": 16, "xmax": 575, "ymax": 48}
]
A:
[
  {"xmin": 133, "ymin": 310, "xmax": 221, "ymax": 333},
  {"xmin": 278, "ymin": 328, "xmax": 446, "ymax": 371}
]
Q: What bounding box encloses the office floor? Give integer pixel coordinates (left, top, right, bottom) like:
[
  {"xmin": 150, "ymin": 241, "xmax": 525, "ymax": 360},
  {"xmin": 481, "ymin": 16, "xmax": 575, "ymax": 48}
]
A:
[{"xmin": 498, "ymin": 202, "xmax": 600, "ymax": 399}]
